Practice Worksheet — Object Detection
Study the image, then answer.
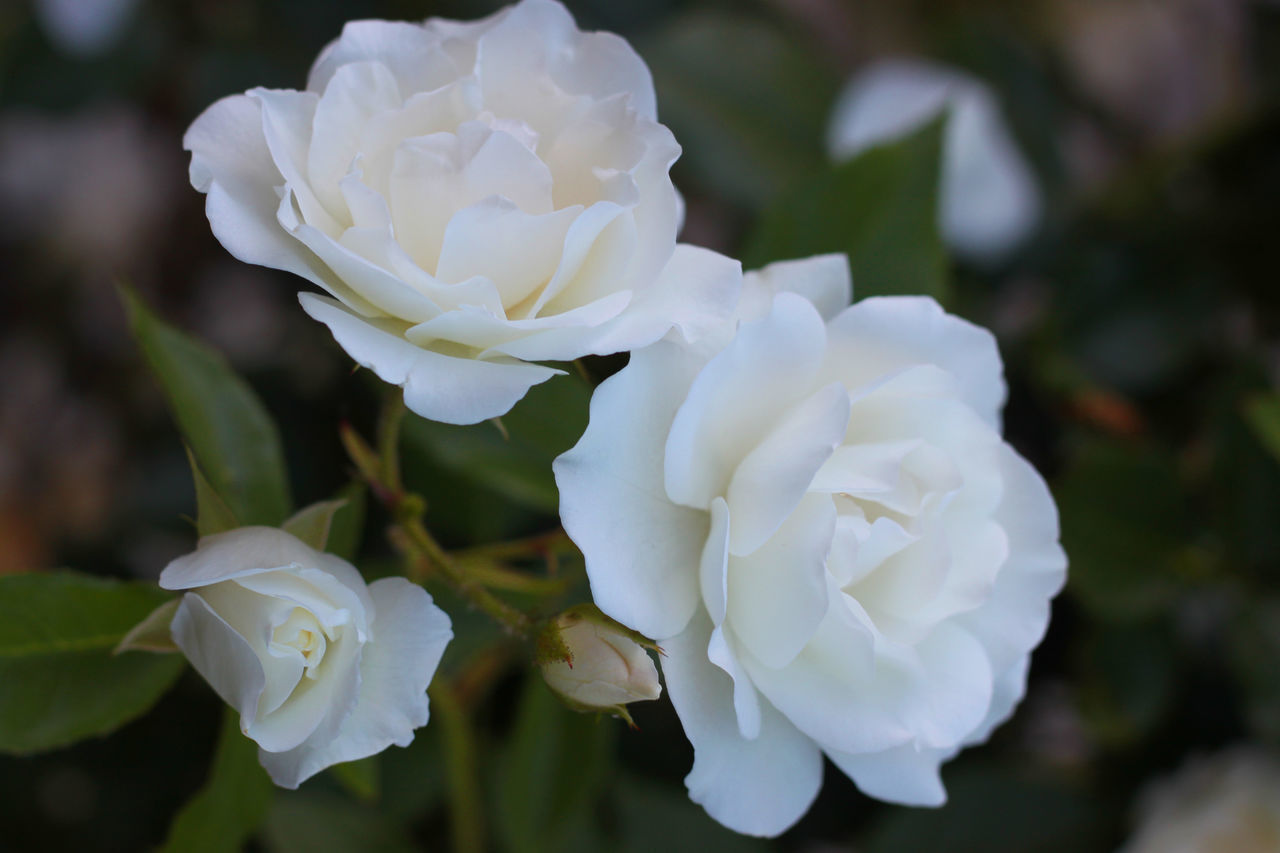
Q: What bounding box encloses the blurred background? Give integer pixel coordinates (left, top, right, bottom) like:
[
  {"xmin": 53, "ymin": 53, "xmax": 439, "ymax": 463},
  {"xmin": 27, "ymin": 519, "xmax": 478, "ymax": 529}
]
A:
[{"xmin": 3, "ymin": 0, "xmax": 1280, "ymax": 850}]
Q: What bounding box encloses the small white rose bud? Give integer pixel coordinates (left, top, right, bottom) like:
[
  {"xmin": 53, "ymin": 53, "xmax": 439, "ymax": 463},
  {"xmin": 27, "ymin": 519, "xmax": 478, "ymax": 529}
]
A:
[{"xmin": 538, "ymin": 605, "xmax": 661, "ymax": 724}]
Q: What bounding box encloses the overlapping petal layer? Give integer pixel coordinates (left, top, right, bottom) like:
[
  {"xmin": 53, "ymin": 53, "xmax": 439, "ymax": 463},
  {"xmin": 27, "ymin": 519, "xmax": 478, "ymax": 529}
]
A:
[
  {"xmin": 186, "ymin": 0, "xmax": 736, "ymax": 424},
  {"xmin": 556, "ymin": 255, "xmax": 1066, "ymax": 836}
]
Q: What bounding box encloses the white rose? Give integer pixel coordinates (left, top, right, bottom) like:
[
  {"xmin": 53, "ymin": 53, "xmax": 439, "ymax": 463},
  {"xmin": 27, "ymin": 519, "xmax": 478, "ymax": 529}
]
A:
[
  {"xmin": 827, "ymin": 59, "xmax": 1041, "ymax": 262},
  {"xmin": 554, "ymin": 254, "xmax": 1066, "ymax": 836},
  {"xmin": 184, "ymin": 0, "xmax": 737, "ymax": 425},
  {"xmin": 1120, "ymin": 748, "xmax": 1280, "ymax": 853},
  {"xmin": 160, "ymin": 527, "xmax": 453, "ymax": 788}
]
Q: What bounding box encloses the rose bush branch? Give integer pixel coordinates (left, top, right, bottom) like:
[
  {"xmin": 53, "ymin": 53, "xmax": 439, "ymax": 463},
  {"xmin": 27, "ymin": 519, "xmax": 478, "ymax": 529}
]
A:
[{"xmin": 341, "ymin": 398, "xmax": 534, "ymax": 637}]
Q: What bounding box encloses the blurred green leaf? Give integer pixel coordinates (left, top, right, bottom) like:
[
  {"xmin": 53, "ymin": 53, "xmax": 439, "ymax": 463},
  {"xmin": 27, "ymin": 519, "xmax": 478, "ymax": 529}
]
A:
[
  {"xmin": 324, "ymin": 482, "xmax": 367, "ymax": 562},
  {"xmin": 378, "ymin": 712, "xmax": 447, "ymax": 823},
  {"xmin": 639, "ymin": 11, "xmax": 840, "ymax": 208},
  {"xmin": 282, "ymin": 498, "xmax": 348, "ymax": 552},
  {"xmin": 495, "ymin": 676, "xmax": 615, "ymax": 853},
  {"xmin": 1227, "ymin": 596, "xmax": 1280, "ymax": 747},
  {"xmin": 1244, "ymin": 393, "xmax": 1280, "ymax": 464},
  {"xmin": 612, "ymin": 775, "xmax": 769, "ymax": 853},
  {"xmin": 401, "ymin": 374, "xmax": 591, "ymax": 516},
  {"xmin": 742, "ymin": 117, "xmax": 949, "ymax": 302},
  {"xmin": 186, "ymin": 447, "xmax": 240, "ymax": 538},
  {"xmin": 162, "ymin": 707, "xmax": 274, "ymax": 853},
  {"xmin": 1075, "ymin": 621, "xmax": 1177, "ymax": 745},
  {"xmin": 0, "ymin": 572, "xmax": 185, "ymax": 754},
  {"xmin": 328, "ymin": 756, "xmax": 379, "ymax": 804},
  {"xmin": 1058, "ymin": 438, "xmax": 1188, "ymax": 620},
  {"xmin": 261, "ymin": 791, "xmax": 415, "ymax": 853},
  {"xmin": 122, "ymin": 286, "xmax": 291, "ymax": 526},
  {"xmin": 862, "ymin": 764, "xmax": 1108, "ymax": 853}
]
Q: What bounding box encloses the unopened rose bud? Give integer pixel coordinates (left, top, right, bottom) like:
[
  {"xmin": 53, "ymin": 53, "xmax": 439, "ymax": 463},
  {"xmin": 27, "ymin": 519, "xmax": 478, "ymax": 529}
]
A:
[{"xmin": 537, "ymin": 605, "xmax": 661, "ymax": 724}]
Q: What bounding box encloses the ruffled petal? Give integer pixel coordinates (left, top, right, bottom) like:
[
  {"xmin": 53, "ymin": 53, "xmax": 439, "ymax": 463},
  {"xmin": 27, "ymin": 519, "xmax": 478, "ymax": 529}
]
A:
[
  {"xmin": 725, "ymin": 381, "xmax": 849, "ymax": 556},
  {"xmin": 258, "ymin": 578, "xmax": 452, "ymax": 788},
  {"xmin": 170, "ymin": 591, "xmax": 266, "ymax": 725},
  {"xmin": 664, "ymin": 292, "xmax": 826, "ymax": 510},
  {"xmin": 739, "ymin": 254, "xmax": 852, "ymax": 324},
  {"xmin": 663, "ymin": 612, "xmax": 824, "ymax": 838},
  {"xmin": 184, "ymin": 95, "xmax": 345, "ymax": 300},
  {"xmin": 299, "ymin": 293, "xmax": 560, "ymax": 424},
  {"xmin": 583, "ymin": 243, "xmax": 741, "ymax": 357},
  {"xmin": 554, "ymin": 339, "xmax": 708, "ymax": 641},
  {"xmin": 727, "ymin": 493, "xmax": 835, "ymax": 669},
  {"xmin": 823, "ymin": 296, "xmax": 1006, "ymax": 430},
  {"xmin": 827, "ymin": 741, "xmax": 951, "ymax": 807},
  {"xmin": 307, "ymin": 19, "xmax": 459, "ymax": 95}
]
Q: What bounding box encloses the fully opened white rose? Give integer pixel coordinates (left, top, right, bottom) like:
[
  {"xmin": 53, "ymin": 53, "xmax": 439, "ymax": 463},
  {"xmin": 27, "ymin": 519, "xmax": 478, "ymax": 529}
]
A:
[
  {"xmin": 555, "ymin": 255, "xmax": 1066, "ymax": 836},
  {"xmin": 160, "ymin": 527, "xmax": 452, "ymax": 788},
  {"xmin": 184, "ymin": 0, "xmax": 737, "ymax": 424}
]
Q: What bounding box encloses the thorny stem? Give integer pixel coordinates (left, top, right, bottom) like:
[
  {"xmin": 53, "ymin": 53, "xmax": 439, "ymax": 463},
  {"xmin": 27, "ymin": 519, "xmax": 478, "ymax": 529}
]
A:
[
  {"xmin": 349, "ymin": 390, "xmax": 534, "ymax": 638},
  {"xmin": 398, "ymin": 513, "xmax": 533, "ymax": 637},
  {"xmin": 452, "ymin": 528, "xmax": 575, "ymax": 566}
]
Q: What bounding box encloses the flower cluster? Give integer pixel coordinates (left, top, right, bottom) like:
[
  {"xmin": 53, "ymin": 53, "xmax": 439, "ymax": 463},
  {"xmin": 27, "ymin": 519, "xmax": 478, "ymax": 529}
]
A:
[{"xmin": 178, "ymin": 0, "xmax": 1064, "ymax": 836}]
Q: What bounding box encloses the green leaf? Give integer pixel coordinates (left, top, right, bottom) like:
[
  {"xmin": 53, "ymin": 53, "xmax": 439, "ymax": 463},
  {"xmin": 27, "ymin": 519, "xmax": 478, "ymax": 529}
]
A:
[
  {"xmin": 639, "ymin": 11, "xmax": 840, "ymax": 208},
  {"xmin": 1075, "ymin": 621, "xmax": 1176, "ymax": 744},
  {"xmin": 1058, "ymin": 438, "xmax": 1189, "ymax": 621},
  {"xmin": 495, "ymin": 676, "xmax": 614, "ymax": 853},
  {"xmin": 122, "ymin": 286, "xmax": 291, "ymax": 526},
  {"xmin": 328, "ymin": 756, "xmax": 380, "ymax": 803},
  {"xmin": 186, "ymin": 447, "xmax": 240, "ymax": 538},
  {"xmin": 1244, "ymin": 393, "xmax": 1280, "ymax": 465},
  {"xmin": 114, "ymin": 598, "xmax": 180, "ymax": 654},
  {"xmin": 401, "ymin": 374, "xmax": 592, "ymax": 515},
  {"xmin": 0, "ymin": 572, "xmax": 185, "ymax": 754},
  {"xmin": 612, "ymin": 775, "xmax": 768, "ymax": 853},
  {"xmin": 1228, "ymin": 596, "xmax": 1280, "ymax": 747},
  {"xmin": 862, "ymin": 764, "xmax": 1109, "ymax": 853},
  {"xmin": 324, "ymin": 482, "xmax": 367, "ymax": 561},
  {"xmin": 378, "ymin": 712, "xmax": 447, "ymax": 823},
  {"xmin": 261, "ymin": 791, "xmax": 416, "ymax": 853},
  {"xmin": 742, "ymin": 116, "xmax": 949, "ymax": 302},
  {"xmin": 282, "ymin": 498, "xmax": 348, "ymax": 552},
  {"xmin": 163, "ymin": 707, "xmax": 274, "ymax": 853}
]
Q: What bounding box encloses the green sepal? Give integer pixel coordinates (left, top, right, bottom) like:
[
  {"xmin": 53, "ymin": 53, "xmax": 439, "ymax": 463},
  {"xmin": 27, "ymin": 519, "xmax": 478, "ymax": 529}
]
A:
[
  {"xmin": 114, "ymin": 598, "xmax": 181, "ymax": 655},
  {"xmin": 281, "ymin": 499, "xmax": 349, "ymax": 552},
  {"xmin": 186, "ymin": 446, "xmax": 240, "ymax": 538}
]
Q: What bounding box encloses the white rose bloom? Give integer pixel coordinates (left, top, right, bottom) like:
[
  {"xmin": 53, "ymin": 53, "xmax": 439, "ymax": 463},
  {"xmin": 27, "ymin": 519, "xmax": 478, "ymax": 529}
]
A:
[
  {"xmin": 160, "ymin": 527, "xmax": 453, "ymax": 788},
  {"xmin": 827, "ymin": 59, "xmax": 1041, "ymax": 262},
  {"xmin": 554, "ymin": 254, "xmax": 1066, "ymax": 836},
  {"xmin": 184, "ymin": 0, "xmax": 737, "ymax": 424},
  {"xmin": 1120, "ymin": 748, "xmax": 1280, "ymax": 853}
]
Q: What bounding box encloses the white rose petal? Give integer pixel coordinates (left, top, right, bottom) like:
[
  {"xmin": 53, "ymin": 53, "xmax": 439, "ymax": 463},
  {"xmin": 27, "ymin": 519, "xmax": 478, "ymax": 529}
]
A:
[
  {"xmin": 827, "ymin": 59, "xmax": 1042, "ymax": 262},
  {"xmin": 160, "ymin": 527, "xmax": 452, "ymax": 788},
  {"xmin": 555, "ymin": 255, "xmax": 1066, "ymax": 836},
  {"xmin": 185, "ymin": 0, "xmax": 738, "ymax": 424}
]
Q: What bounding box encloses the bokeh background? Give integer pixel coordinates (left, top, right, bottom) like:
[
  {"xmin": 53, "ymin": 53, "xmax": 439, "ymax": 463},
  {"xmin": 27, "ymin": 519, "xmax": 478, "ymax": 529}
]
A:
[{"xmin": 3, "ymin": 0, "xmax": 1280, "ymax": 850}]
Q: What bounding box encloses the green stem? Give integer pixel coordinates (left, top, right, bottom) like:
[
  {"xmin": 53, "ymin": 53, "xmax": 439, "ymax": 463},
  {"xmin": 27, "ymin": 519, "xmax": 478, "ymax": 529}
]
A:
[
  {"xmin": 352, "ymin": 390, "xmax": 533, "ymax": 637},
  {"xmin": 401, "ymin": 515, "xmax": 532, "ymax": 637},
  {"xmin": 430, "ymin": 683, "xmax": 485, "ymax": 853},
  {"xmin": 452, "ymin": 528, "xmax": 576, "ymax": 564},
  {"xmin": 377, "ymin": 390, "xmax": 406, "ymax": 494}
]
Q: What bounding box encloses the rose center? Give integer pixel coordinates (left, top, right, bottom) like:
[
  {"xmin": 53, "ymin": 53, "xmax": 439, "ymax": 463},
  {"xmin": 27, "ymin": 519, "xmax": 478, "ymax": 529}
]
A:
[{"xmin": 272, "ymin": 607, "xmax": 330, "ymax": 679}]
